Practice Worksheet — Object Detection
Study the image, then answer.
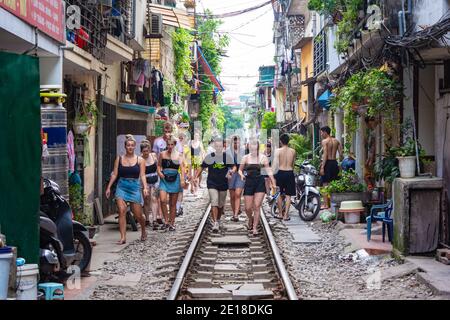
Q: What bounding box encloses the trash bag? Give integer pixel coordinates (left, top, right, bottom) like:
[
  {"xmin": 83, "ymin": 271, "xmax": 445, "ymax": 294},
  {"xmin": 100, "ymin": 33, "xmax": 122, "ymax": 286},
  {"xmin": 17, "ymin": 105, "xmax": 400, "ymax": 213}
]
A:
[{"xmin": 320, "ymin": 210, "xmax": 336, "ymax": 223}]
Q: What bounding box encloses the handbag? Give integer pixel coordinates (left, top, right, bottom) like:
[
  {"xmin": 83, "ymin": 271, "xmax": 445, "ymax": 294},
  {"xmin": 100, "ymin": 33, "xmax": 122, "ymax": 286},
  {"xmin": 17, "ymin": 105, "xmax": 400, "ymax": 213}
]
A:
[
  {"xmin": 146, "ymin": 174, "xmax": 158, "ymax": 185},
  {"xmin": 164, "ymin": 172, "xmax": 178, "ymax": 183}
]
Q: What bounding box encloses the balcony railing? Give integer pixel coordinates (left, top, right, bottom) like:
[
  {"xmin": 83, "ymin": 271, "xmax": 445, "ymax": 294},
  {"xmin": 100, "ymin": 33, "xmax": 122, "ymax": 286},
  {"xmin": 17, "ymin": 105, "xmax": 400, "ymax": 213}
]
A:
[
  {"xmin": 65, "ymin": 0, "xmax": 108, "ymax": 62},
  {"xmin": 106, "ymin": 0, "xmax": 133, "ymax": 44},
  {"xmin": 288, "ymin": 15, "xmax": 305, "ymax": 47}
]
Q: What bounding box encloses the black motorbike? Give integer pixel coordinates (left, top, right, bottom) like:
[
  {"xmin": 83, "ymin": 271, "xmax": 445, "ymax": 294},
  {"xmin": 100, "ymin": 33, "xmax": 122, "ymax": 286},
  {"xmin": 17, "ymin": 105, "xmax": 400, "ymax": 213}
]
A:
[
  {"xmin": 270, "ymin": 161, "xmax": 321, "ymax": 221},
  {"xmin": 39, "ymin": 179, "xmax": 92, "ymax": 282}
]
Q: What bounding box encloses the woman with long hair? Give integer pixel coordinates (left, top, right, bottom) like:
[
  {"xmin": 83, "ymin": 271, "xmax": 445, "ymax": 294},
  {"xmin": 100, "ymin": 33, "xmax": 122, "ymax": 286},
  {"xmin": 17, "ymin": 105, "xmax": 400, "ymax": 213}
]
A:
[
  {"xmin": 106, "ymin": 134, "xmax": 148, "ymax": 244},
  {"xmin": 228, "ymin": 135, "xmax": 246, "ymax": 222},
  {"xmin": 140, "ymin": 140, "xmax": 162, "ymax": 230},
  {"xmin": 189, "ymin": 129, "xmax": 205, "ymax": 195},
  {"xmin": 239, "ymin": 137, "xmax": 276, "ymax": 236},
  {"xmin": 157, "ymin": 136, "xmax": 186, "ymax": 231}
]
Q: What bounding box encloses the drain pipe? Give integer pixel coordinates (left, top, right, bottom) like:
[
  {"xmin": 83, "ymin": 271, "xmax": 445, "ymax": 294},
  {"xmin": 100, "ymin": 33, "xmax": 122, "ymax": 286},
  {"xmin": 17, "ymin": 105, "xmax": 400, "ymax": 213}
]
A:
[{"xmin": 398, "ymin": 0, "xmax": 413, "ymax": 36}]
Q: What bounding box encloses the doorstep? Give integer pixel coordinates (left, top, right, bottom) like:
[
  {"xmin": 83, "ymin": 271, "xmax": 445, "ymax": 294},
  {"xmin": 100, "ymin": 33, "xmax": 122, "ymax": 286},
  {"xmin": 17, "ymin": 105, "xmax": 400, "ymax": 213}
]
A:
[{"xmin": 340, "ymin": 228, "xmax": 392, "ymax": 255}]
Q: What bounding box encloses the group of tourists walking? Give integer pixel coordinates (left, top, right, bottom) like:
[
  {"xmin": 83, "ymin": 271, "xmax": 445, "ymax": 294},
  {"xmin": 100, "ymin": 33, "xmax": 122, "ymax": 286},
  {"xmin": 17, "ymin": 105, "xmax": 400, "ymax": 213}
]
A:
[
  {"xmin": 105, "ymin": 121, "xmax": 298, "ymax": 243},
  {"xmin": 197, "ymin": 133, "xmax": 296, "ymax": 236},
  {"xmin": 105, "ymin": 122, "xmax": 205, "ymax": 244}
]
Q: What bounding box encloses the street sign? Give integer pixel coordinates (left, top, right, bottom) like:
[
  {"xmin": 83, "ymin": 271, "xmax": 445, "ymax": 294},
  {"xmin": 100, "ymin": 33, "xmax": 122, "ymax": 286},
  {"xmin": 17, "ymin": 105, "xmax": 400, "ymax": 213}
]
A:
[{"xmin": 0, "ymin": 0, "xmax": 65, "ymax": 43}]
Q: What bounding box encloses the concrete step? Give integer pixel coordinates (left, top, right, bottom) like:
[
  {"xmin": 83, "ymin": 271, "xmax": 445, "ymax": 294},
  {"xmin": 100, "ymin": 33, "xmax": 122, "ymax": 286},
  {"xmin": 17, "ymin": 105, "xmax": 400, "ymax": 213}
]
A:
[
  {"xmin": 187, "ymin": 288, "xmax": 232, "ymax": 299},
  {"xmin": 232, "ymin": 289, "xmax": 274, "ymax": 300}
]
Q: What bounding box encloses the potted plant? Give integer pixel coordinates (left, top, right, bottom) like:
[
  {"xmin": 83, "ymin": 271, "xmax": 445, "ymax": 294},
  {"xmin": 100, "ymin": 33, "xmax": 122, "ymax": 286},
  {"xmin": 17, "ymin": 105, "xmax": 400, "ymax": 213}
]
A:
[
  {"xmin": 73, "ymin": 114, "xmax": 90, "ymax": 135},
  {"xmin": 184, "ymin": 0, "xmax": 195, "ymax": 9},
  {"xmin": 322, "ymin": 170, "xmax": 367, "ymax": 208},
  {"xmin": 73, "ymin": 100, "xmax": 98, "ymax": 135},
  {"xmin": 69, "ymin": 184, "xmax": 95, "ymax": 237},
  {"xmin": 390, "ymin": 137, "xmax": 417, "ymax": 178}
]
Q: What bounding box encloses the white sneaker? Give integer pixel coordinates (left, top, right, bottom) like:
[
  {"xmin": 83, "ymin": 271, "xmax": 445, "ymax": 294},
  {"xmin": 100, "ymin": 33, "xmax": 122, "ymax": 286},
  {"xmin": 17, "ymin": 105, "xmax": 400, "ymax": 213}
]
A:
[{"xmin": 212, "ymin": 221, "xmax": 219, "ymax": 233}]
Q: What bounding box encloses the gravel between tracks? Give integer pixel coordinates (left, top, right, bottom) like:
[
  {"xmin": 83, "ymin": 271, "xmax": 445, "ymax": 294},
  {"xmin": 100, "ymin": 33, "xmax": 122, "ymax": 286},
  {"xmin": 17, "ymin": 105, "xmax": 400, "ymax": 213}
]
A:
[
  {"xmin": 90, "ymin": 188, "xmax": 210, "ymax": 300},
  {"xmin": 262, "ymin": 202, "xmax": 441, "ymax": 300}
]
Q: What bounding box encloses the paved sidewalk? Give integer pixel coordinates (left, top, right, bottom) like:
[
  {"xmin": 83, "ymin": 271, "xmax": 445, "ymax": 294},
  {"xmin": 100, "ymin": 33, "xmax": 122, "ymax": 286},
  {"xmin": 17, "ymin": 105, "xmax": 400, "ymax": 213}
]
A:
[
  {"xmin": 406, "ymin": 256, "xmax": 450, "ymax": 297},
  {"xmin": 65, "ymin": 220, "xmax": 142, "ymax": 300},
  {"xmin": 268, "ymin": 206, "xmax": 321, "ymax": 244}
]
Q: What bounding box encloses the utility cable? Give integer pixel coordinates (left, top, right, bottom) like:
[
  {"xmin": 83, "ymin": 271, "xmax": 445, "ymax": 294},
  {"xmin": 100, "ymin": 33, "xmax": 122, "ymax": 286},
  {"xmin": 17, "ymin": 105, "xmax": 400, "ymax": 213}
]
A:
[
  {"xmin": 224, "ymin": 7, "xmax": 273, "ymax": 33},
  {"xmin": 229, "ymin": 34, "xmax": 273, "ymax": 48},
  {"xmin": 196, "ymin": 0, "xmax": 275, "ymax": 19}
]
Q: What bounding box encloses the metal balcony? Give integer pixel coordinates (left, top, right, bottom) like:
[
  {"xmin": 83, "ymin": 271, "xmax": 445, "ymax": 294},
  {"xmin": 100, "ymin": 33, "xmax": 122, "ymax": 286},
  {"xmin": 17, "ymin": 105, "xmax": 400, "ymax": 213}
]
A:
[
  {"xmin": 65, "ymin": 0, "xmax": 108, "ymax": 62},
  {"xmin": 288, "ymin": 15, "xmax": 305, "ymax": 48},
  {"xmin": 105, "ymin": 0, "xmax": 133, "ymax": 44}
]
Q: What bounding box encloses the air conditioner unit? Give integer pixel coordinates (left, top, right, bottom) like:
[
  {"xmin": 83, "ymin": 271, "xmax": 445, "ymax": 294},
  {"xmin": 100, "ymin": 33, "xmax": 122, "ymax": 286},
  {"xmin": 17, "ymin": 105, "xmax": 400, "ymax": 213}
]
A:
[{"xmin": 148, "ymin": 13, "xmax": 163, "ymax": 38}]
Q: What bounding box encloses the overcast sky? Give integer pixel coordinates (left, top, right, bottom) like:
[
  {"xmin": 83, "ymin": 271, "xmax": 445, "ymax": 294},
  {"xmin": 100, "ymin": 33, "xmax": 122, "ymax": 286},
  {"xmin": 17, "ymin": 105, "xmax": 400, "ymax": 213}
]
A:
[{"xmin": 198, "ymin": 0, "xmax": 275, "ymax": 100}]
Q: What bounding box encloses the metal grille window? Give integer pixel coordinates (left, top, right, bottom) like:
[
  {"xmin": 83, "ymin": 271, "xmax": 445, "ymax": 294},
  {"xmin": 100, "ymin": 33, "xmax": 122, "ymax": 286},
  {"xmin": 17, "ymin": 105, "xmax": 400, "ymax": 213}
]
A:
[
  {"xmin": 65, "ymin": 0, "xmax": 108, "ymax": 62},
  {"xmin": 313, "ymin": 29, "xmax": 327, "ymax": 76},
  {"xmin": 107, "ymin": 0, "xmax": 133, "ymax": 43}
]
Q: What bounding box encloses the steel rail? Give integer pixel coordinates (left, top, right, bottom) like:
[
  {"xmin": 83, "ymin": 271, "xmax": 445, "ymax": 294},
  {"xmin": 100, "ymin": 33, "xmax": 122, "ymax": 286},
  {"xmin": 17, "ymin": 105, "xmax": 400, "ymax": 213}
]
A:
[
  {"xmin": 167, "ymin": 204, "xmax": 212, "ymax": 300},
  {"xmin": 260, "ymin": 208, "xmax": 299, "ymax": 300}
]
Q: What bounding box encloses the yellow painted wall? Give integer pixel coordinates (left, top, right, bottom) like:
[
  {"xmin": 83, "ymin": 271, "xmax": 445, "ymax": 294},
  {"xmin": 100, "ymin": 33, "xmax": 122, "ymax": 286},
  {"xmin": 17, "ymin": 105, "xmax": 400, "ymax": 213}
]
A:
[{"xmin": 300, "ymin": 40, "xmax": 313, "ymax": 104}]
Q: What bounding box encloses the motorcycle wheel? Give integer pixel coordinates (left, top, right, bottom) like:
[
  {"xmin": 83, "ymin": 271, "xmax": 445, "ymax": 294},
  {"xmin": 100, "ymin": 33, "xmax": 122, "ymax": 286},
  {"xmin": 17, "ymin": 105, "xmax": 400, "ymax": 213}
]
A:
[
  {"xmin": 298, "ymin": 193, "xmax": 321, "ymax": 221},
  {"xmin": 72, "ymin": 231, "xmax": 92, "ymax": 273},
  {"xmin": 271, "ymin": 196, "xmax": 287, "ymax": 218},
  {"xmin": 127, "ymin": 211, "xmax": 138, "ymax": 231}
]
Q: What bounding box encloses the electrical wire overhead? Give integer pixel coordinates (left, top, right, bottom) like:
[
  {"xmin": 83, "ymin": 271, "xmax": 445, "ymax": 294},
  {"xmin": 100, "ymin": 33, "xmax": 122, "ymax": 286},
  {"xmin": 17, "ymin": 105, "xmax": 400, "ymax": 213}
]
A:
[{"xmin": 196, "ymin": 0, "xmax": 275, "ymax": 18}]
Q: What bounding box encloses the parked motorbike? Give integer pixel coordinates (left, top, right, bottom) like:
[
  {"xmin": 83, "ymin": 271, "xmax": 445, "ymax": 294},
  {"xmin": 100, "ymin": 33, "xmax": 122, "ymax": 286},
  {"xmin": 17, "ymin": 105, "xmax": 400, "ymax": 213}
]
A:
[
  {"xmin": 296, "ymin": 161, "xmax": 321, "ymax": 221},
  {"xmin": 270, "ymin": 161, "xmax": 321, "ymax": 221},
  {"xmin": 39, "ymin": 178, "xmax": 92, "ymax": 282}
]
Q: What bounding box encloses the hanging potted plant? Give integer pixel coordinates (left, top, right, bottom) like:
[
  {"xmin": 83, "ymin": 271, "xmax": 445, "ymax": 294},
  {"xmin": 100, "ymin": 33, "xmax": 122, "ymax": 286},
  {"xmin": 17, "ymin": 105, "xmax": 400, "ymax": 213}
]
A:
[
  {"xmin": 184, "ymin": 0, "xmax": 195, "ymax": 9},
  {"xmin": 73, "ymin": 114, "xmax": 90, "ymax": 135},
  {"xmin": 73, "ymin": 100, "xmax": 98, "ymax": 135}
]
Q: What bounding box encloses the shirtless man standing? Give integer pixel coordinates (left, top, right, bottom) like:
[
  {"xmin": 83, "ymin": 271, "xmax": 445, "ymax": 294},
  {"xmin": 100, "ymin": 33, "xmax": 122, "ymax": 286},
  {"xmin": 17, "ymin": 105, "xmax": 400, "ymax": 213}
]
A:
[
  {"xmin": 273, "ymin": 134, "xmax": 296, "ymax": 220},
  {"xmin": 320, "ymin": 126, "xmax": 343, "ymax": 209}
]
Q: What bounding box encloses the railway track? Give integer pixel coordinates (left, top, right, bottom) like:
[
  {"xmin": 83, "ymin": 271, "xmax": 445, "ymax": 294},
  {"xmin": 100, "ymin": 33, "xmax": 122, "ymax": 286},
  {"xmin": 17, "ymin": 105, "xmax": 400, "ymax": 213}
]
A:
[{"xmin": 167, "ymin": 203, "xmax": 298, "ymax": 300}]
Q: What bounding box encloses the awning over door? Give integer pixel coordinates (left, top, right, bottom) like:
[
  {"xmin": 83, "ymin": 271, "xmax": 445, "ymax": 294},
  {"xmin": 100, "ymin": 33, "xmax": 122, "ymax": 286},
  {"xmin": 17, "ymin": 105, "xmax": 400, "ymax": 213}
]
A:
[
  {"xmin": 318, "ymin": 89, "xmax": 333, "ymax": 110},
  {"xmin": 197, "ymin": 47, "xmax": 224, "ymax": 92}
]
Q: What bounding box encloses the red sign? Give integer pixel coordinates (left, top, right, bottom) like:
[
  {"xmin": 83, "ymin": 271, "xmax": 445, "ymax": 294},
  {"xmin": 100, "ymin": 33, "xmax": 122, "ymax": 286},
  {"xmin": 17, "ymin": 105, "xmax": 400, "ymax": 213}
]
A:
[{"xmin": 0, "ymin": 0, "xmax": 65, "ymax": 43}]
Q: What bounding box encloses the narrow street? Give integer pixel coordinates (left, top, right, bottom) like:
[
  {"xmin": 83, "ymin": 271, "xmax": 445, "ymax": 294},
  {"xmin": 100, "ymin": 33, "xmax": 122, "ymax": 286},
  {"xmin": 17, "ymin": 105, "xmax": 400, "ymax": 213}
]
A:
[{"xmin": 61, "ymin": 187, "xmax": 449, "ymax": 300}]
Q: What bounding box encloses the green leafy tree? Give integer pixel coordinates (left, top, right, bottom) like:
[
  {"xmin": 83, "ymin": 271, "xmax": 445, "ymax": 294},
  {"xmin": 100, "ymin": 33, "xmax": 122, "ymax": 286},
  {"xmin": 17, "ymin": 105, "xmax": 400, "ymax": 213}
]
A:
[
  {"xmin": 220, "ymin": 104, "xmax": 244, "ymax": 131},
  {"xmin": 196, "ymin": 10, "xmax": 230, "ymax": 133},
  {"xmin": 172, "ymin": 28, "xmax": 194, "ymax": 97},
  {"xmin": 261, "ymin": 112, "xmax": 277, "ymax": 131}
]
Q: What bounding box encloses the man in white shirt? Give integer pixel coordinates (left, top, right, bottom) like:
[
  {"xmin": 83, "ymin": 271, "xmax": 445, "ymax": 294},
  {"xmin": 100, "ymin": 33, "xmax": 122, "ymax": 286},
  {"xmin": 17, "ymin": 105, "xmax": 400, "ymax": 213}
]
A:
[{"xmin": 153, "ymin": 122, "xmax": 173, "ymax": 156}]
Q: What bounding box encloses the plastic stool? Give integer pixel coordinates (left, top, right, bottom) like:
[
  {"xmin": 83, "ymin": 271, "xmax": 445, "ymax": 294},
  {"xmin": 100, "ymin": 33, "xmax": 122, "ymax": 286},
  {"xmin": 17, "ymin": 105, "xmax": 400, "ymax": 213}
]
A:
[{"xmin": 38, "ymin": 283, "xmax": 64, "ymax": 300}]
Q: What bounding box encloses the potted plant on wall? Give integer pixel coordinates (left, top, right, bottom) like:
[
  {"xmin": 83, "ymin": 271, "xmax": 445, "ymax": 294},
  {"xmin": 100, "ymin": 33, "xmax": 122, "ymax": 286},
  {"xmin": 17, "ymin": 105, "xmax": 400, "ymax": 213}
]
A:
[
  {"xmin": 321, "ymin": 170, "xmax": 367, "ymax": 208},
  {"xmin": 390, "ymin": 137, "xmax": 417, "ymax": 178}
]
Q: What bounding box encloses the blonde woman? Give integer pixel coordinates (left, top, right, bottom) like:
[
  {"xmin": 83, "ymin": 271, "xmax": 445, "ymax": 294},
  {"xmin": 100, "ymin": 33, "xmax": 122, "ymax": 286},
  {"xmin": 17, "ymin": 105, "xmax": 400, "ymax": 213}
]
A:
[
  {"xmin": 157, "ymin": 136, "xmax": 186, "ymax": 231},
  {"xmin": 106, "ymin": 135, "xmax": 148, "ymax": 244}
]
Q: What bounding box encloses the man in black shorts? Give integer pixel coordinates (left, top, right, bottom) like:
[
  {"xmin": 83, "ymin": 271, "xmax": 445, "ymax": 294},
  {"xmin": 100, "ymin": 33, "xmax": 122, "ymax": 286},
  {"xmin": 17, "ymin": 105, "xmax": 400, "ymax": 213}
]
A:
[
  {"xmin": 273, "ymin": 134, "xmax": 296, "ymax": 220},
  {"xmin": 196, "ymin": 136, "xmax": 235, "ymax": 232},
  {"xmin": 320, "ymin": 126, "xmax": 343, "ymax": 209}
]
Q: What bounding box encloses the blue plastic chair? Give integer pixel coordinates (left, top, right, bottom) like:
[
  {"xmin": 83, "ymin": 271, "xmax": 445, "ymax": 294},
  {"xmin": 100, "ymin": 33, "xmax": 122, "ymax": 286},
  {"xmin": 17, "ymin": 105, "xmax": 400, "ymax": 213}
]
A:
[
  {"xmin": 38, "ymin": 283, "xmax": 64, "ymax": 300},
  {"xmin": 366, "ymin": 199, "xmax": 393, "ymax": 242}
]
